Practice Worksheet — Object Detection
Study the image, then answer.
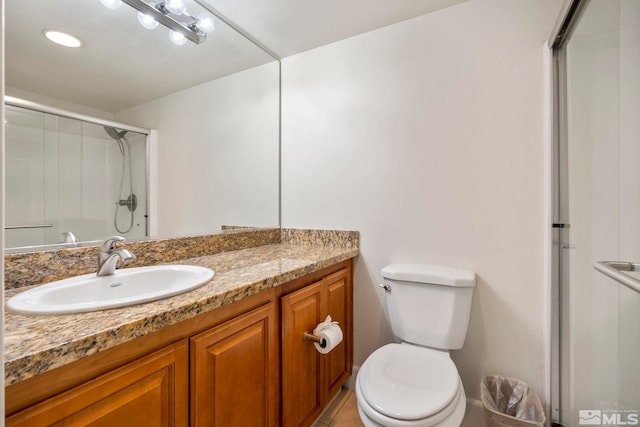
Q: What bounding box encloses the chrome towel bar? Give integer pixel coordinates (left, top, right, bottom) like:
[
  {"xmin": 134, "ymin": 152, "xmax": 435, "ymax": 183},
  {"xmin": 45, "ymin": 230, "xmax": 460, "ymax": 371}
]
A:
[
  {"xmin": 594, "ymin": 261, "xmax": 640, "ymax": 295},
  {"xmin": 5, "ymin": 224, "xmax": 53, "ymax": 230}
]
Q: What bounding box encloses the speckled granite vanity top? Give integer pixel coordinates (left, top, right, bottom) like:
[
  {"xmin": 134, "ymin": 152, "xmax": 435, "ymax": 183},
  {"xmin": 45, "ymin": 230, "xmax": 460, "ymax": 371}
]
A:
[{"xmin": 4, "ymin": 229, "xmax": 358, "ymax": 386}]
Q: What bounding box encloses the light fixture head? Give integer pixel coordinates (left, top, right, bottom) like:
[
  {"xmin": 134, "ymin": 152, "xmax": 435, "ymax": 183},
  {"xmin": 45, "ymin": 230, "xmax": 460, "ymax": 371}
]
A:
[
  {"xmin": 106, "ymin": 0, "xmax": 208, "ymax": 45},
  {"xmin": 196, "ymin": 12, "xmax": 215, "ymax": 34},
  {"xmin": 164, "ymin": 0, "xmax": 186, "ymax": 15},
  {"xmin": 100, "ymin": 0, "xmax": 123, "ymax": 10},
  {"xmin": 43, "ymin": 30, "xmax": 83, "ymax": 48},
  {"xmin": 138, "ymin": 12, "xmax": 159, "ymax": 29},
  {"xmin": 169, "ymin": 30, "xmax": 187, "ymax": 45}
]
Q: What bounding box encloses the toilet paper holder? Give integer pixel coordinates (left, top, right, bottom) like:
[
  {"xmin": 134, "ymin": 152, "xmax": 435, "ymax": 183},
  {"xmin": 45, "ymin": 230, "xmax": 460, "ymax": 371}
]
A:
[{"xmin": 303, "ymin": 331, "xmax": 327, "ymax": 348}]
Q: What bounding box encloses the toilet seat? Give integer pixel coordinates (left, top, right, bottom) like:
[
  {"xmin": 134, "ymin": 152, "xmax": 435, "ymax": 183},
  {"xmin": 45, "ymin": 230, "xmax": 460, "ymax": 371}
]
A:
[
  {"xmin": 356, "ymin": 343, "xmax": 465, "ymax": 427},
  {"xmin": 356, "ymin": 375, "xmax": 465, "ymax": 427}
]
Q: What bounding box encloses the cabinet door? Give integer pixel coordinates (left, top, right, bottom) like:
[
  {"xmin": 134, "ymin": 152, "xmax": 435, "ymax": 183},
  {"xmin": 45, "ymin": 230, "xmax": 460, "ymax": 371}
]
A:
[
  {"xmin": 281, "ymin": 267, "xmax": 353, "ymax": 427},
  {"xmin": 324, "ymin": 268, "xmax": 352, "ymax": 399},
  {"xmin": 190, "ymin": 303, "xmax": 277, "ymax": 427},
  {"xmin": 281, "ymin": 280, "xmax": 326, "ymax": 427},
  {"xmin": 6, "ymin": 340, "xmax": 189, "ymax": 427}
]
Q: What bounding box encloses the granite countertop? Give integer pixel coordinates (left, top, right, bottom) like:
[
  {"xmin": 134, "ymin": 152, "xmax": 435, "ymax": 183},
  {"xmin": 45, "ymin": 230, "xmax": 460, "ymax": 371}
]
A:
[{"xmin": 4, "ymin": 242, "xmax": 358, "ymax": 386}]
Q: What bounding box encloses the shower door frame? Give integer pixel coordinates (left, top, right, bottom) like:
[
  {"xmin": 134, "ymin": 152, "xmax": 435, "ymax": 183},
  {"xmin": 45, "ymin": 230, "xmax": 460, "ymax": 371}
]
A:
[
  {"xmin": 3, "ymin": 96, "xmax": 153, "ymax": 247},
  {"xmin": 548, "ymin": 1, "xmax": 590, "ymax": 426}
]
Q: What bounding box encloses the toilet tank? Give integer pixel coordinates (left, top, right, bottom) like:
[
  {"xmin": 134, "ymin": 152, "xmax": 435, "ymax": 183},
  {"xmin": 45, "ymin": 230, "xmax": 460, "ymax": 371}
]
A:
[{"xmin": 381, "ymin": 264, "xmax": 476, "ymax": 350}]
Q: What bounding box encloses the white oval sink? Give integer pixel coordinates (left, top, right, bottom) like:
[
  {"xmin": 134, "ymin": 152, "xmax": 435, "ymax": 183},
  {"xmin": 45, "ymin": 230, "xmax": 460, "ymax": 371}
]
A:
[{"xmin": 7, "ymin": 265, "xmax": 215, "ymax": 315}]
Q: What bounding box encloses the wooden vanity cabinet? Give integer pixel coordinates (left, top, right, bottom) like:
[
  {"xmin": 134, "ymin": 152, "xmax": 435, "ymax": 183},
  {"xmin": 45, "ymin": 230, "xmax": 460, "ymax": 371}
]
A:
[
  {"xmin": 6, "ymin": 340, "xmax": 189, "ymax": 427},
  {"xmin": 281, "ymin": 266, "xmax": 353, "ymax": 427},
  {"xmin": 190, "ymin": 303, "xmax": 277, "ymax": 427},
  {"xmin": 5, "ymin": 289, "xmax": 276, "ymax": 427},
  {"xmin": 5, "ymin": 259, "xmax": 353, "ymax": 427}
]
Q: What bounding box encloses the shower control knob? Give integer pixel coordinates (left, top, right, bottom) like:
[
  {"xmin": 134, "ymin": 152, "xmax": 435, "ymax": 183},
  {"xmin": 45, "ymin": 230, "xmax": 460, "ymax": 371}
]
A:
[{"xmin": 379, "ymin": 283, "xmax": 391, "ymax": 293}]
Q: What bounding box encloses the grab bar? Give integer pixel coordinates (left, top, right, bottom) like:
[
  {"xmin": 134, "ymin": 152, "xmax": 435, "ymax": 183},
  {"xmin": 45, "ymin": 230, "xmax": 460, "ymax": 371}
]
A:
[
  {"xmin": 5, "ymin": 224, "xmax": 53, "ymax": 230},
  {"xmin": 594, "ymin": 261, "xmax": 640, "ymax": 294}
]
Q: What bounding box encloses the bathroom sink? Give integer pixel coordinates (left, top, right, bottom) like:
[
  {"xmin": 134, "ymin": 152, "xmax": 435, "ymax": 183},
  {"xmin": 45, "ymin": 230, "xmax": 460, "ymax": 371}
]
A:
[{"xmin": 7, "ymin": 265, "xmax": 215, "ymax": 315}]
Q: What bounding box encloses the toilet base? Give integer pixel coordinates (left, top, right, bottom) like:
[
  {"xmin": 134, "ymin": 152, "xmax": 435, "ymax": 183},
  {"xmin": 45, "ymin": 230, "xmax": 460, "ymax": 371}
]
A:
[{"xmin": 357, "ymin": 403, "xmax": 465, "ymax": 427}]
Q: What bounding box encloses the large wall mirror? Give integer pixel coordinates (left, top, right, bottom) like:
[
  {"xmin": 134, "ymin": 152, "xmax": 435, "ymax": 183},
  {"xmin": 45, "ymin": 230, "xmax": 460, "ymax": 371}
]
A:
[{"xmin": 4, "ymin": 0, "xmax": 280, "ymax": 251}]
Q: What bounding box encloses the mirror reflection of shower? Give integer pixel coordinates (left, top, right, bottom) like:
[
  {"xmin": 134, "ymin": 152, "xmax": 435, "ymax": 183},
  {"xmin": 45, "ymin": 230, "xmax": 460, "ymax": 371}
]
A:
[
  {"xmin": 104, "ymin": 126, "xmax": 137, "ymax": 234},
  {"xmin": 4, "ymin": 99, "xmax": 149, "ymax": 249}
]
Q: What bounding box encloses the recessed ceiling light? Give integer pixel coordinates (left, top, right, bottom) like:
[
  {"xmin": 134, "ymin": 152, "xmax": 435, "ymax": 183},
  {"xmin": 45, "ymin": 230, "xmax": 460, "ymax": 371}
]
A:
[{"xmin": 43, "ymin": 30, "xmax": 83, "ymax": 48}]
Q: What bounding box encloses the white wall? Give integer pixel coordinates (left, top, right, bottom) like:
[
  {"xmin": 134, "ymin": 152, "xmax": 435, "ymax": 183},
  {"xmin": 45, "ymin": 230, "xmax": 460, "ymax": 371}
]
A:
[
  {"xmin": 116, "ymin": 62, "xmax": 280, "ymax": 237},
  {"xmin": 281, "ymin": 0, "xmax": 563, "ymax": 403}
]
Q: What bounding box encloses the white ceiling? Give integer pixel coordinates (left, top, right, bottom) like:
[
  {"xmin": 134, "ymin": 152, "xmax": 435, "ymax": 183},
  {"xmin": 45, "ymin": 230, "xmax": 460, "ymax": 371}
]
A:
[
  {"xmin": 5, "ymin": 0, "xmax": 468, "ymax": 113},
  {"xmin": 201, "ymin": 0, "xmax": 470, "ymax": 58},
  {"xmin": 5, "ymin": 0, "xmax": 274, "ymax": 113}
]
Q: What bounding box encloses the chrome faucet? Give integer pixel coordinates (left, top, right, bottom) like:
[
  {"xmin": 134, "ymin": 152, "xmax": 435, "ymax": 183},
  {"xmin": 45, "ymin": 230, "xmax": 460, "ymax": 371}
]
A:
[
  {"xmin": 62, "ymin": 231, "xmax": 78, "ymax": 244},
  {"xmin": 97, "ymin": 236, "xmax": 136, "ymax": 276}
]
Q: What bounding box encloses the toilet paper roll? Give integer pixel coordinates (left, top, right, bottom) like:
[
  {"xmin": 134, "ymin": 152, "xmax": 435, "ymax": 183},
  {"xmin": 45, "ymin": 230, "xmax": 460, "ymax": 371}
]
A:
[{"xmin": 313, "ymin": 320, "xmax": 343, "ymax": 354}]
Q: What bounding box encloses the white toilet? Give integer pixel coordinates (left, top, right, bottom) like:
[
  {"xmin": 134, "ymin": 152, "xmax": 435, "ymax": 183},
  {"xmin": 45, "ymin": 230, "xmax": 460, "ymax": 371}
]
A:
[{"xmin": 355, "ymin": 264, "xmax": 476, "ymax": 427}]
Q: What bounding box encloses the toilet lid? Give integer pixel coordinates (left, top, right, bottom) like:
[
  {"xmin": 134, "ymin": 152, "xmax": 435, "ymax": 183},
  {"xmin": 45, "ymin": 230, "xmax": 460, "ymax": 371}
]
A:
[{"xmin": 360, "ymin": 344, "xmax": 459, "ymax": 421}]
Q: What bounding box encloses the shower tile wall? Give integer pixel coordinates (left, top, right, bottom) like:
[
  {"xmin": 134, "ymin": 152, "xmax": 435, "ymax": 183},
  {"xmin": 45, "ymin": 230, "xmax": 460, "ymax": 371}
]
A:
[
  {"xmin": 5, "ymin": 106, "xmax": 147, "ymax": 248},
  {"xmin": 5, "ymin": 107, "xmax": 46, "ymax": 247}
]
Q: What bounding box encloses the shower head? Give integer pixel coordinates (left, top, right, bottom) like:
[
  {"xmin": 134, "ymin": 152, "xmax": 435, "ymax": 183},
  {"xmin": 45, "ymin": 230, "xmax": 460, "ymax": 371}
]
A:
[
  {"xmin": 103, "ymin": 126, "xmax": 128, "ymax": 140},
  {"xmin": 104, "ymin": 126, "xmax": 127, "ymax": 155}
]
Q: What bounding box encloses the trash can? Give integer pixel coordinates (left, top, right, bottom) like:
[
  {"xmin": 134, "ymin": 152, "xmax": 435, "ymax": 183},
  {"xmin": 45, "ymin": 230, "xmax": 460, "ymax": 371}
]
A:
[{"xmin": 481, "ymin": 375, "xmax": 546, "ymax": 427}]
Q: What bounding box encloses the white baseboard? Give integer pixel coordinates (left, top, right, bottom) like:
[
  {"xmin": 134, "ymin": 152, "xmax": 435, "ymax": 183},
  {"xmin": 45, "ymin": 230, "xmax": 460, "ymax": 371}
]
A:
[
  {"xmin": 345, "ymin": 364, "xmax": 360, "ymax": 390},
  {"xmin": 462, "ymin": 398, "xmax": 486, "ymax": 427}
]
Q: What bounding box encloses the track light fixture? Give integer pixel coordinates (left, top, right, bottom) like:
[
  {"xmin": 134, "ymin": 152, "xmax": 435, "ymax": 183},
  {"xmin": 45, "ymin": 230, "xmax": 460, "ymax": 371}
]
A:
[{"xmin": 100, "ymin": 0, "xmax": 215, "ymax": 45}]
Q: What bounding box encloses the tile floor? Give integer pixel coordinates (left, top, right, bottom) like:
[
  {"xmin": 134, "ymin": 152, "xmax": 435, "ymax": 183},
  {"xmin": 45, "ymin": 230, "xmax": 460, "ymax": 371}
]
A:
[{"xmin": 313, "ymin": 389, "xmax": 364, "ymax": 427}]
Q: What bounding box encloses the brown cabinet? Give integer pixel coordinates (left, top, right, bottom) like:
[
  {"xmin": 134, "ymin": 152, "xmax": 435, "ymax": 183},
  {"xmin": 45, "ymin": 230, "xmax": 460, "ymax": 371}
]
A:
[
  {"xmin": 6, "ymin": 340, "xmax": 189, "ymax": 427},
  {"xmin": 282, "ymin": 280, "xmax": 324, "ymax": 427},
  {"xmin": 281, "ymin": 268, "xmax": 353, "ymax": 427},
  {"xmin": 190, "ymin": 303, "xmax": 277, "ymax": 427}
]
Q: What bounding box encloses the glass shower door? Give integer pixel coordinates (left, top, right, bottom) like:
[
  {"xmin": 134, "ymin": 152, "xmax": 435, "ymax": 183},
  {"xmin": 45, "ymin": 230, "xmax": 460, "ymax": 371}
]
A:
[{"xmin": 558, "ymin": 0, "xmax": 640, "ymax": 425}]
